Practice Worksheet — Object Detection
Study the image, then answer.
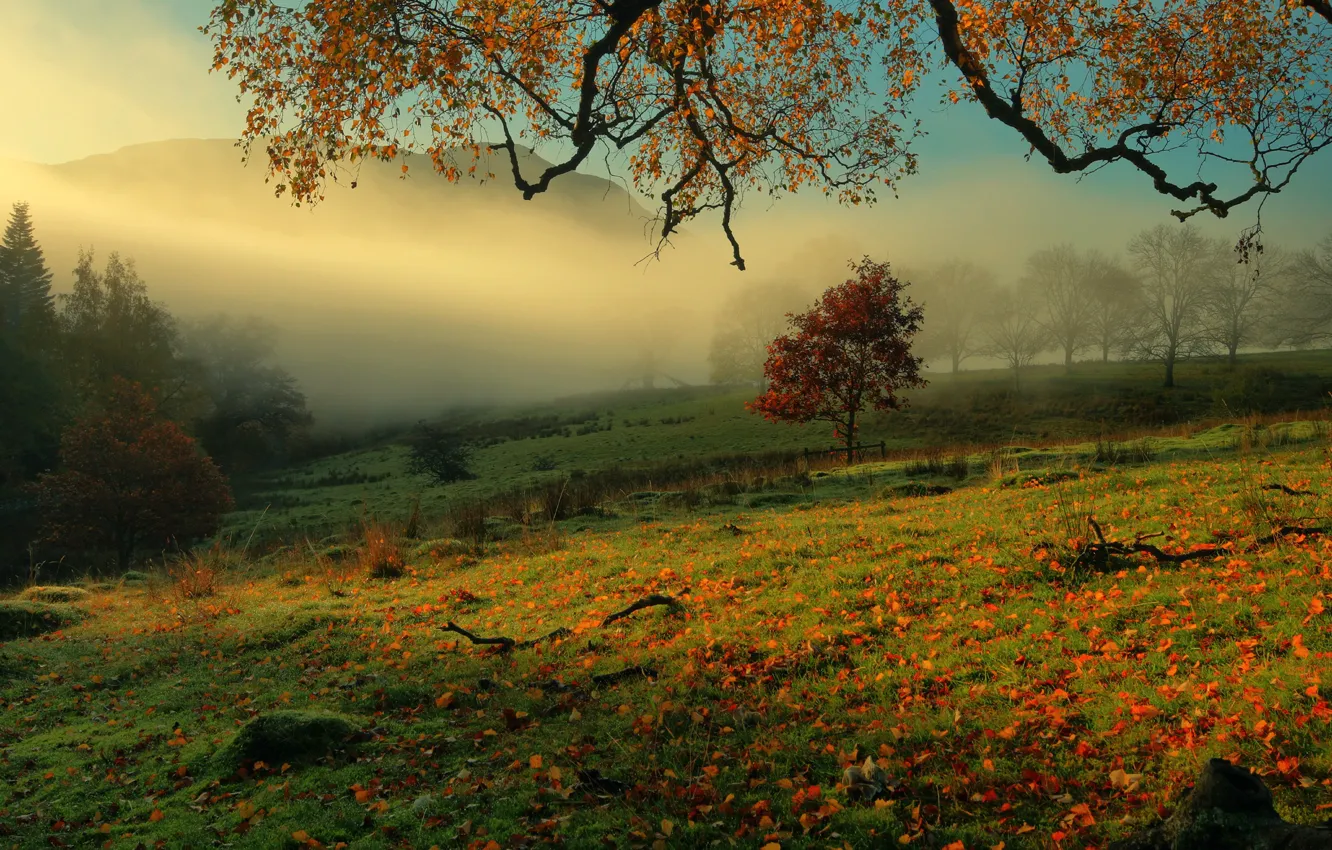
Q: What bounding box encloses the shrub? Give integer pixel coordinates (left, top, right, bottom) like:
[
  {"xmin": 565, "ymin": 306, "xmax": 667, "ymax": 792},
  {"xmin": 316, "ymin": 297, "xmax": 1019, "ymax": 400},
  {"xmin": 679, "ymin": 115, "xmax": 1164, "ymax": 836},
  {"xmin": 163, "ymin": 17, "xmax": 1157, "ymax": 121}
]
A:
[
  {"xmin": 33, "ymin": 379, "xmax": 233, "ymax": 571},
  {"xmin": 359, "ymin": 521, "xmax": 404, "ymax": 579},
  {"xmin": 170, "ymin": 557, "xmax": 220, "ymax": 601},
  {"xmin": 531, "ymin": 454, "xmax": 557, "ymax": 472},
  {"xmin": 450, "ymin": 503, "xmax": 489, "ymax": 550},
  {"xmin": 945, "ymin": 454, "xmax": 970, "ymax": 479},
  {"xmin": 406, "ymin": 424, "xmax": 476, "ymax": 485}
]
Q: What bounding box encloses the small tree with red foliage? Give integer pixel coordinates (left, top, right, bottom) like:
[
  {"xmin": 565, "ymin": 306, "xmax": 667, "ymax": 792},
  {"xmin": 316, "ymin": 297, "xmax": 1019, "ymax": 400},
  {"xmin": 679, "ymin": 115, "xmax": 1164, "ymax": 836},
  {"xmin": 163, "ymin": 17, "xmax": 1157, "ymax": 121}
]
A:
[
  {"xmin": 749, "ymin": 258, "xmax": 926, "ymax": 464},
  {"xmin": 34, "ymin": 379, "xmax": 234, "ymax": 572}
]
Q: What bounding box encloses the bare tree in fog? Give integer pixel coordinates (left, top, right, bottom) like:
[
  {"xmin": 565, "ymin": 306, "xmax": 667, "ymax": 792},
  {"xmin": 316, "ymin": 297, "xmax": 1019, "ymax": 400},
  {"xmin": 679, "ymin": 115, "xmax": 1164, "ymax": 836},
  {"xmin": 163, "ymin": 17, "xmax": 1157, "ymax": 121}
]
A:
[
  {"xmin": 1084, "ymin": 254, "xmax": 1143, "ymax": 364},
  {"xmin": 1127, "ymin": 224, "xmax": 1222, "ymax": 388},
  {"xmin": 981, "ymin": 289, "xmax": 1050, "ymax": 391},
  {"xmin": 708, "ymin": 280, "xmax": 810, "ymax": 387},
  {"xmin": 1272, "ymin": 233, "xmax": 1332, "ymax": 347},
  {"xmin": 911, "ymin": 262, "xmax": 997, "ymax": 374},
  {"xmin": 1021, "ymin": 245, "xmax": 1095, "ymax": 371},
  {"xmin": 1204, "ymin": 245, "xmax": 1286, "ymax": 368}
]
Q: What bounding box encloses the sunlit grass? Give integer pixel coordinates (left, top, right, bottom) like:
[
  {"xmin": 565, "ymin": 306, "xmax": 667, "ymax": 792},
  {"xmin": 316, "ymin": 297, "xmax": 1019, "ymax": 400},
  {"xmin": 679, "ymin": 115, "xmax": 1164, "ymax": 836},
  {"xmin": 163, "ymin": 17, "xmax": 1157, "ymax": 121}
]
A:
[{"xmin": 2, "ymin": 433, "xmax": 1329, "ymax": 847}]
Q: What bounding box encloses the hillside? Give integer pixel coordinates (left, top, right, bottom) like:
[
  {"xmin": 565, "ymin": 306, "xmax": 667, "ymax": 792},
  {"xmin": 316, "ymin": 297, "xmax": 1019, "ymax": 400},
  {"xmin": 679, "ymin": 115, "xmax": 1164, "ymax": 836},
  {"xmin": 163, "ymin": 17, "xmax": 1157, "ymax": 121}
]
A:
[
  {"xmin": 1, "ymin": 424, "xmax": 1328, "ymax": 847},
  {"xmin": 223, "ymin": 350, "xmax": 1332, "ymax": 543}
]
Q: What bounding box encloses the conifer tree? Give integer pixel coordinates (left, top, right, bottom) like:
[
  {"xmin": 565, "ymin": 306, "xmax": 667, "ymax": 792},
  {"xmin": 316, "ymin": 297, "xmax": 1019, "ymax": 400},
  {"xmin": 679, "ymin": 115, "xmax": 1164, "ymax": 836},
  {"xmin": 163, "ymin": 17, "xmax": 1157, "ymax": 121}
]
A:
[{"xmin": 0, "ymin": 202, "xmax": 56, "ymax": 342}]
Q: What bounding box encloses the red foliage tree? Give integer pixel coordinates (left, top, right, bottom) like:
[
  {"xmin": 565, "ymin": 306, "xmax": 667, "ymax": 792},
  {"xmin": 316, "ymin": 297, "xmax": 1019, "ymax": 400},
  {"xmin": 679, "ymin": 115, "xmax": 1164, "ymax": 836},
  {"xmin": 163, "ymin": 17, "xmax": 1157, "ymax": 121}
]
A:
[
  {"xmin": 34, "ymin": 379, "xmax": 234, "ymax": 571},
  {"xmin": 749, "ymin": 258, "xmax": 925, "ymax": 464}
]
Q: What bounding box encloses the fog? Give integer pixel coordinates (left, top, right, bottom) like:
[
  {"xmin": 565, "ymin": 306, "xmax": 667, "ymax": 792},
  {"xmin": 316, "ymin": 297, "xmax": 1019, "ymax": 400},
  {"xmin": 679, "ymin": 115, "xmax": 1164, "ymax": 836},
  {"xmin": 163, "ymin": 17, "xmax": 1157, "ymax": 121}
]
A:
[
  {"xmin": 2, "ymin": 133, "xmax": 1329, "ymax": 430},
  {"xmin": 0, "ymin": 140, "xmax": 862, "ymax": 428}
]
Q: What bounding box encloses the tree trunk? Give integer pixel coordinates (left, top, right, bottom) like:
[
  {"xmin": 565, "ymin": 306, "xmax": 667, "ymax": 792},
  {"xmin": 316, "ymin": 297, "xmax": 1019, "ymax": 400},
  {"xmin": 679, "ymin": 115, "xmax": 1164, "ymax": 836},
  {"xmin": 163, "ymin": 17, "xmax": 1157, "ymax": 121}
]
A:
[
  {"xmin": 1228, "ymin": 344, "xmax": 1238, "ymax": 369},
  {"xmin": 1064, "ymin": 346, "xmax": 1074, "ymax": 371},
  {"xmin": 115, "ymin": 528, "xmax": 134, "ymax": 573},
  {"xmin": 1102, "ymin": 343, "xmax": 1110, "ymax": 364},
  {"xmin": 1164, "ymin": 353, "xmax": 1176, "ymax": 388},
  {"xmin": 843, "ymin": 410, "xmax": 856, "ymax": 466},
  {"xmin": 951, "ymin": 352, "xmax": 960, "ymax": 374}
]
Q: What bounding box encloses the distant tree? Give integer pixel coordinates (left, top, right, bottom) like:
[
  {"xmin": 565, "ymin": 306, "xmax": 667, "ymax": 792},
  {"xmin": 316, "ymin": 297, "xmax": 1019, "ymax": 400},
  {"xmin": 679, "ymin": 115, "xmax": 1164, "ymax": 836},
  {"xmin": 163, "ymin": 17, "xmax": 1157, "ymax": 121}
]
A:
[
  {"xmin": 0, "ymin": 202, "xmax": 56, "ymax": 347},
  {"xmin": 1083, "ymin": 254, "xmax": 1143, "ymax": 364},
  {"xmin": 749, "ymin": 258, "xmax": 925, "ymax": 464},
  {"xmin": 910, "ymin": 261, "xmax": 997, "ymax": 374},
  {"xmin": 980, "ymin": 289, "xmax": 1050, "ymax": 391},
  {"xmin": 0, "ymin": 338, "xmax": 64, "ymax": 488},
  {"xmin": 1127, "ymin": 224, "xmax": 1222, "ymax": 387},
  {"xmin": 33, "ymin": 379, "xmax": 233, "ymax": 572},
  {"xmin": 708, "ymin": 280, "xmax": 809, "ymax": 386},
  {"xmin": 182, "ymin": 315, "xmax": 312, "ymax": 473},
  {"xmin": 1205, "ymin": 244, "xmax": 1284, "ymax": 367},
  {"xmin": 1021, "ymin": 245, "xmax": 1096, "ymax": 370},
  {"xmin": 1273, "ymin": 233, "xmax": 1332, "ymax": 346},
  {"xmin": 407, "ymin": 424, "xmax": 477, "ymax": 484},
  {"xmin": 57, "ymin": 250, "xmax": 187, "ymax": 411}
]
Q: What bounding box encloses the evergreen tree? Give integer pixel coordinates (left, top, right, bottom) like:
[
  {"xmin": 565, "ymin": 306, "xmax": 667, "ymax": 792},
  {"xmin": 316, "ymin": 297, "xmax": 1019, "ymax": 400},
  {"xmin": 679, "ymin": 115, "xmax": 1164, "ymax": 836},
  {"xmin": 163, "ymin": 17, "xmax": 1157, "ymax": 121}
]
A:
[{"xmin": 0, "ymin": 202, "xmax": 56, "ymax": 344}]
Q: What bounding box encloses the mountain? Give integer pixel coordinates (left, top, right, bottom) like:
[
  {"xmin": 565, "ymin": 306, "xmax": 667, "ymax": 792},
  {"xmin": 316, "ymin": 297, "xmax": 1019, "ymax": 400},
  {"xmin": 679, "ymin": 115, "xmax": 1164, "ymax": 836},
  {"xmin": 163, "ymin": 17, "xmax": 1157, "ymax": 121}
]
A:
[{"xmin": 43, "ymin": 138, "xmax": 655, "ymax": 237}]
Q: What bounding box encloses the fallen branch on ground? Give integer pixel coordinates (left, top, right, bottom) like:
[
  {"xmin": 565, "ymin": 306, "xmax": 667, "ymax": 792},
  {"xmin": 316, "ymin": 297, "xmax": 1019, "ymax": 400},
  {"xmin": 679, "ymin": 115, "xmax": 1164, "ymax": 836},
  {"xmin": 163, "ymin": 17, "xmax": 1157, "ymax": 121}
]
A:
[
  {"xmin": 1262, "ymin": 483, "xmax": 1315, "ymax": 496},
  {"xmin": 601, "ymin": 594, "xmax": 679, "ymax": 627},
  {"xmin": 1074, "ymin": 518, "xmax": 1225, "ymax": 571},
  {"xmin": 517, "ymin": 626, "xmax": 572, "ymax": 648},
  {"xmin": 441, "ymin": 621, "xmax": 516, "ymax": 650}
]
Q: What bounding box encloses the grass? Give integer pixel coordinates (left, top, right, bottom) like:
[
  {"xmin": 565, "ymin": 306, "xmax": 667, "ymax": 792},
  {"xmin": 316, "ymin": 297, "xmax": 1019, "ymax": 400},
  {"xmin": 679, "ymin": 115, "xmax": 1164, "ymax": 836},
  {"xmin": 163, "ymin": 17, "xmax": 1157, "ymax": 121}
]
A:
[
  {"xmin": 222, "ymin": 350, "xmax": 1332, "ymax": 546},
  {"xmin": 0, "ymin": 426, "xmax": 1329, "ymax": 847}
]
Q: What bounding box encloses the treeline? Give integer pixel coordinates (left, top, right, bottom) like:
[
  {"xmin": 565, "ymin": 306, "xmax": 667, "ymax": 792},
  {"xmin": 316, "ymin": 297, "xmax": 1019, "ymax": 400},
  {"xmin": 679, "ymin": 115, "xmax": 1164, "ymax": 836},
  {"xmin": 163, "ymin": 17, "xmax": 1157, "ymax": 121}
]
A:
[
  {"xmin": 0, "ymin": 201, "xmax": 312, "ymax": 577},
  {"xmin": 710, "ymin": 224, "xmax": 1332, "ymax": 390}
]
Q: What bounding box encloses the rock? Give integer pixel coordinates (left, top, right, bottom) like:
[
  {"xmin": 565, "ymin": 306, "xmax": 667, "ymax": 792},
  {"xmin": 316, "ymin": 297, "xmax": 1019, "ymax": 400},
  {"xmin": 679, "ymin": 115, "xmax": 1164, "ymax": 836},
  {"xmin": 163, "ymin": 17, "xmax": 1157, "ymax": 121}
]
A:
[
  {"xmin": 0, "ymin": 601, "xmax": 88, "ymax": 640},
  {"xmin": 1109, "ymin": 759, "xmax": 1332, "ymax": 849},
  {"xmin": 214, "ymin": 711, "xmax": 359, "ymax": 770},
  {"xmin": 842, "ymin": 755, "xmax": 889, "ymax": 802},
  {"xmin": 20, "ymin": 586, "xmax": 89, "ymax": 604}
]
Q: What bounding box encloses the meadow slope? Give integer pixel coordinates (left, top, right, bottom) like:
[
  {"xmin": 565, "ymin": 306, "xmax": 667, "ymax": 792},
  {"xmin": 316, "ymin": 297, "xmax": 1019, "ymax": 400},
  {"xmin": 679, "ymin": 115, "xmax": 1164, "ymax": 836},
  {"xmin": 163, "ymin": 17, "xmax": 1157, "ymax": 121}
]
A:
[
  {"xmin": 224, "ymin": 351, "xmax": 1332, "ymax": 544},
  {"xmin": 2, "ymin": 439, "xmax": 1331, "ymax": 848}
]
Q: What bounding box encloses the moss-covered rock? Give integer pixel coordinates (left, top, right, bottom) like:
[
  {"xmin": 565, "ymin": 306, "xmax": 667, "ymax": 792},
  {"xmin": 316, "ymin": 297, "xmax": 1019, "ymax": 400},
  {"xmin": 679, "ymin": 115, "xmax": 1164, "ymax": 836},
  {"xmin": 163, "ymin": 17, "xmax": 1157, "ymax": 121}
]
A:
[
  {"xmin": 121, "ymin": 570, "xmax": 150, "ymax": 584},
  {"xmin": 0, "ymin": 601, "xmax": 88, "ymax": 640},
  {"xmin": 214, "ymin": 711, "xmax": 359, "ymax": 769},
  {"xmin": 20, "ymin": 586, "xmax": 90, "ymax": 604},
  {"xmin": 1109, "ymin": 759, "xmax": 1332, "ymax": 850}
]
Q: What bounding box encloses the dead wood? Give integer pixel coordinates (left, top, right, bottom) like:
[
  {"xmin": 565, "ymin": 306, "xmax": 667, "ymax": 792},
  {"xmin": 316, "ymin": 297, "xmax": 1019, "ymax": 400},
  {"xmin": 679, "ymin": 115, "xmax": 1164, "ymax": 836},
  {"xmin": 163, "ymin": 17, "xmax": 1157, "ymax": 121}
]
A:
[
  {"xmin": 600, "ymin": 594, "xmax": 679, "ymax": 627},
  {"xmin": 517, "ymin": 626, "xmax": 572, "ymax": 648},
  {"xmin": 1075, "ymin": 517, "xmax": 1224, "ymax": 571},
  {"xmin": 1262, "ymin": 483, "xmax": 1315, "ymax": 496},
  {"xmin": 441, "ymin": 621, "xmax": 516, "ymax": 650}
]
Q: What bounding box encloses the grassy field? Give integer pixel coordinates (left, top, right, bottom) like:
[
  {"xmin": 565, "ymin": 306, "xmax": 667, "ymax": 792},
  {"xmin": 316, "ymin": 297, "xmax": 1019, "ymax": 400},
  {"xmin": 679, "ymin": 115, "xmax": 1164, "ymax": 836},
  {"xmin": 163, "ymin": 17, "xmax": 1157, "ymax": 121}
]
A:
[
  {"xmin": 225, "ymin": 349, "xmax": 1332, "ymax": 544},
  {"xmin": 2, "ymin": 421, "xmax": 1329, "ymax": 848}
]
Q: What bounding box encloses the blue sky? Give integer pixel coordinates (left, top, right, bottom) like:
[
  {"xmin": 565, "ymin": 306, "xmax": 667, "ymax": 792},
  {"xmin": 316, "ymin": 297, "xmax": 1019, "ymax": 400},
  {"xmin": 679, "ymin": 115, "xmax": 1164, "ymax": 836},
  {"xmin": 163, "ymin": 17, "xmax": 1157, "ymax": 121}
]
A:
[{"xmin": 1, "ymin": 0, "xmax": 1329, "ymax": 273}]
